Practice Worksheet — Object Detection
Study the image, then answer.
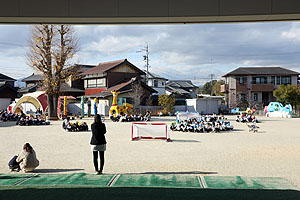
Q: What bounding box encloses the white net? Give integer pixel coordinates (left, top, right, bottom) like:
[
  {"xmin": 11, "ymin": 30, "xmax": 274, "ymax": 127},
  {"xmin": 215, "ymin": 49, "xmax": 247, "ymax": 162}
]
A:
[
  {"xmin": 132, "ymin": 123, "xmax": 170, "ymax": 141},
  {"xmin": 176, "ymin": 112, "xmax": 200, "ymax": 121}
]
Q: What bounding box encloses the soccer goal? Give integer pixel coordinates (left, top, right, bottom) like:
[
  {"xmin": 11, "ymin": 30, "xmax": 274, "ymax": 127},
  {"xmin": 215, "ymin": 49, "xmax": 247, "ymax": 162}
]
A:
[{"xmin": 131, "ymin": 123, "xmax": 170, "ymax": 141}]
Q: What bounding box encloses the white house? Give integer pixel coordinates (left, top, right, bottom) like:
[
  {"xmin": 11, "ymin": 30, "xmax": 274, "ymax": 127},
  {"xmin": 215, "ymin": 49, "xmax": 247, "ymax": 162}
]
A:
[{"xmin": 147, "ymin": 72, "xmax": 168, "ymax": 95}]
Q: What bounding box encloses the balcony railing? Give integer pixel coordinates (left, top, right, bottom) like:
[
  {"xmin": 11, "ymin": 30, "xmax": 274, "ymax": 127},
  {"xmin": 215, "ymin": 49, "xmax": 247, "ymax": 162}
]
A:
[{"xmin": 250, "ymin": 83, "xmax": 274, "ymax": 92}]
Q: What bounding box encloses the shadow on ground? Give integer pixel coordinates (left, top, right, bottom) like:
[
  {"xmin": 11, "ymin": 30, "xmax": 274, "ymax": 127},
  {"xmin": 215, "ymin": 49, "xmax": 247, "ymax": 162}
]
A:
[
  {"xmin": 170, "ymin": 139, "xmax": 200, "ymax": 143},
  {"xmin": 230, "ymin": 128, "xmax": 246, "ymax": 132},
  {"xmin": 151, "ymin": 117, "xmax": 175, "ymax": 122},
  {"xmin": 0, "ymin": 122, "xmax": 17, "ymax": 127},
  {"xmin": 0, "ymin": 187, "xmax": 299, "ymax": 200},
  {"xmin": 33, "ymin": 169, "xmax": 84, "ymax": 173}
]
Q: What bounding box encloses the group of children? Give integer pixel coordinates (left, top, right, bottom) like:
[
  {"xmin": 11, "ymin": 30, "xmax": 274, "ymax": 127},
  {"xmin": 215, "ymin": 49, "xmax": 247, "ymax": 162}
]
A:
[
  {"xmin": 16, "ymin": 115, "xmax": 50, "ymax": 126},
  {"xmin": 62, "ymin": 117, "xmax": 88, "ymax": 132},
  {"xmin": 110, "ymin": 111, "xmax": 151, "ymax": 122},
  {"xmin": 170, "ymin": 115, "xmax": 234, "ymax": 133},
  {"xmin": 236, "ymin": 114, "xmax": 259, "ymax": 123},
  {"xmin": 0, "ymin": 111, "xmax": 19, "ymax": 121},
  {"xmin": 0, "ymin": 111, "xmax": 50, "ymax": 126}
]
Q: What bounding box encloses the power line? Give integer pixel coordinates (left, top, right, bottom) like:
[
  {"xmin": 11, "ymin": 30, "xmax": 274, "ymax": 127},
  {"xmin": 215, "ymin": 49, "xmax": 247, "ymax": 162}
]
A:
[
  {"xmin": 1, "ymin": 40, "xmax": 300, "ymax": 57},
  {"xmin": 0, "ymin": 42, "xmax": 27, "ymax": 47}
]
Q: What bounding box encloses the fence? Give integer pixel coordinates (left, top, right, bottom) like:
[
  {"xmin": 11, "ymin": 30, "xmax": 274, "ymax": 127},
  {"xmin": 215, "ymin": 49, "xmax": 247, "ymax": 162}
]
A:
[{"xmin": 136, "ymin": 106, "xmax": 164, "ymax": 116}]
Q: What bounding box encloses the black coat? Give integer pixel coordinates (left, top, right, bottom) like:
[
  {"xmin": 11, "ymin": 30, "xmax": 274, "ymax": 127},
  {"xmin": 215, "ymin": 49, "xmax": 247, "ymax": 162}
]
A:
[{"xmin": 90, "ymin": 123, "xmax": 107, "ymax": 145}]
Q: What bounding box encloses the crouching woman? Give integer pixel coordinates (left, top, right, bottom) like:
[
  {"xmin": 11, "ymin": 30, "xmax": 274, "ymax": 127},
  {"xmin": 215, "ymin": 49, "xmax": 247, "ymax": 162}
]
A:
[{"xmin": 16, "ymin": 143, "xmax": 39, "ymax": 172}]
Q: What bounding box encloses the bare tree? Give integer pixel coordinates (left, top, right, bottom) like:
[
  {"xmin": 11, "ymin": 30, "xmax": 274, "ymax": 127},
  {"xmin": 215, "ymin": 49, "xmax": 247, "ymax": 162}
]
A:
[
  {"xmin": 27, "ymin": 25, "xmax": 78, "ymax": 119},
  {"xmin": 130, "ymin": 81, "xmax": 145, "ymax": 113}
]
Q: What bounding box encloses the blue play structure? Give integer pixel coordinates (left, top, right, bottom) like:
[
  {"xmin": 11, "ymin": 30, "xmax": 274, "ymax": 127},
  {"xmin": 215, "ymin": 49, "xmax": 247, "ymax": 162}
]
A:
[
  {"xmin": 231, "ymin": 108, "xmax": 239, "ymax": 114},
  {"xmin": 264, "ymin": 102, "xmax": 293, "ymax": 117}
]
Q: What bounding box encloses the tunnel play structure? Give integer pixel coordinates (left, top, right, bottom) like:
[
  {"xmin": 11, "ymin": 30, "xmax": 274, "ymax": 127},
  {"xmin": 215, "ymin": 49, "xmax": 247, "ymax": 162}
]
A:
[{"xmin": 13, "ymin": 91, "xmax": 48, "ymax": 113}]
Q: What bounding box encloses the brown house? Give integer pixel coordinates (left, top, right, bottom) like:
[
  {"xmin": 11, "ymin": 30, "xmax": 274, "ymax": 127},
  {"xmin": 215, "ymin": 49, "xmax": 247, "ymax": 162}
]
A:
[
  {"xmin": 221, "ymin": 67, "xmax": 300, "ymax": 109},
  {"xmin": 81, "ymin": 59, "xmax": 156, "ymax": 105},
  {"xmin": 0, "ymin": 73, "xmax": 18, "ymax": 110}
]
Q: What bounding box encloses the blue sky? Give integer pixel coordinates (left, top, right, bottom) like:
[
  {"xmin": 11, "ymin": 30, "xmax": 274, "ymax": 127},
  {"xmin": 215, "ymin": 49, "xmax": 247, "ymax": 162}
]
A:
[{"xmin": 0, "ymin": 22, "xmax": 300, "ymax": 86}]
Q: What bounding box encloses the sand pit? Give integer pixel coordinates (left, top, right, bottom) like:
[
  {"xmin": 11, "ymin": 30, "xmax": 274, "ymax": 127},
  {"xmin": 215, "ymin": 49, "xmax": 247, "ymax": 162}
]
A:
[{"xmin": 0, "ymin": 115, "xmax": 299, "ymax": 189}]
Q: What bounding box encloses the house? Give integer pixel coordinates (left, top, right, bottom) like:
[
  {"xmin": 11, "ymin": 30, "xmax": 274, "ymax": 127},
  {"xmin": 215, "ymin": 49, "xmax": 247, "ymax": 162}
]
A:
[
  {"xmin": 81, "ymin": 59, "xmax": 157, "ymax": 106},
  {"xmin": 146, "ymin": 72, "xmax": 168, "ymax": 105},
  {"xmin": 19, "ymin": 64, "xmax": 95, "ymax": 97},
  {"xmin": 0, "ymin": 73, "xmax": 18, "ymax": 110},
  {"xmin": 147, "ymin": 72, "xmax": 168, "ymax": 95},
  {"xmin": 221, "ymin": 67, "xmax": 300, "ymax": 108},
  {"xmin": 166, "ymin": 80, "xmax": 198, "ymax": 105}
]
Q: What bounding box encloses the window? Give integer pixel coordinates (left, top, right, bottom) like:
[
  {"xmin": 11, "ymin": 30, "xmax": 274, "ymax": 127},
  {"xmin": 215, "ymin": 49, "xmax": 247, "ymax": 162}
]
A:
[
  {"xmin": 240, "ymin": 94, "xmax": 246, "ymax": 101},
  {"xmin": 253, "ymin": 93, "xmax": 258, "ymax": 101},
  {"xmin": 252, "ymin": 77, "xmax": 267, "ymax": 84},
  {"xmin": 87, "ymin": 79, "xmax": 96, "ymax": 88},
  {"xmin": 154, "ymin": 80, "xmax": 158, "ymax": 87},
  {"xmin": 281, "ymin": 76, "xmax": 291, "ymax": 85},
  {"xmin": 239, "ymin": 77, "xmax": 244, "ymax": 84},
  {"xmin": 276, "ymin": 76, "xmax": 280, "ymax": 85},
  {"xmin": 271, "ymin": 76, "xmax": 275, "ymax": 84},
  {"xmin": 161, "ymin": 82, "xmax": 164, "ymax": 86},
  {"xmin": 86, "ymin": 78, "xmax": 106, "ymax": 88}
]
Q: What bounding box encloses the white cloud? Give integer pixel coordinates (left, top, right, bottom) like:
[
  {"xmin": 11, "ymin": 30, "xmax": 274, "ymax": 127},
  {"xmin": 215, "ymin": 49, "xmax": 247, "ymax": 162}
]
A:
[
  {"xmin": 282, "ymin": 24, "xmax": 300, "ymax": 42},
  {"xmin": 1, "ymin": 22, "xmax": 300, "ymax": 82}
]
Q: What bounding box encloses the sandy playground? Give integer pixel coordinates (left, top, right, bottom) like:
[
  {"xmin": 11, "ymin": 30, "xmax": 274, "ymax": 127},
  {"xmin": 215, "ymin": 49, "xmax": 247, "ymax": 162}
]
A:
[{"xmin": 0, "ymin": 115, "xmax": 299, "ymax": 189}]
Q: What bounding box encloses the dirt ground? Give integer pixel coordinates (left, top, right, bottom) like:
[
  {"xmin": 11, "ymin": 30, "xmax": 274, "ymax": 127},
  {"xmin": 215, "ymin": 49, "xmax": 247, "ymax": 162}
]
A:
[{"xmin": 0, "ymin": 115, "xmax": 299, "ymax": 189}]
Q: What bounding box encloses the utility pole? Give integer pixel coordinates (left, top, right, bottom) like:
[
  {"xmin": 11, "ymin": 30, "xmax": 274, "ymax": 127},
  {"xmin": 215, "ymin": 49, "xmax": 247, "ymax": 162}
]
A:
[
  {"xmin": 137, "ymin": 42, "xmax": 150, "ymax": 84},
  {"xmin": 209, "ymin": 73, "xmax": 215, "ymax": 96}
]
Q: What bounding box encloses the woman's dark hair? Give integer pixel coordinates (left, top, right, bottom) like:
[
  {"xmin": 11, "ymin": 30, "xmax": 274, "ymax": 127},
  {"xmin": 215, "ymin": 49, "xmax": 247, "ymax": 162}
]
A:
[
  {"xmin": 23, "ymin": 143, "xmax": 33, "ymax": 153},
  {"xmin": 94, "ymin": 114, "xmax": 102, "ymax": 124}
]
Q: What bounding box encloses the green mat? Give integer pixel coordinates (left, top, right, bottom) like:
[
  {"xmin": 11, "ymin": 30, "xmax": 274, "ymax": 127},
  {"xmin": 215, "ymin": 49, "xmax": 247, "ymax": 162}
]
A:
[
  {"xmin": 204, "ymin": 176, "xmax": 298, "ymax": 190},
  {"xmin": 113, "ymin": 174, "xmax": 202, "ymax": 188},
  {"xmin": 20, "ymin": 173, "xmax": 114, "ymax": 186},
  {"xmin": 0, "ymin": 174, "xmax": 34, "ymax": 186},
  {"xmin": 0, "ymin": 174, "xmax": 298, "ymax": 191}
]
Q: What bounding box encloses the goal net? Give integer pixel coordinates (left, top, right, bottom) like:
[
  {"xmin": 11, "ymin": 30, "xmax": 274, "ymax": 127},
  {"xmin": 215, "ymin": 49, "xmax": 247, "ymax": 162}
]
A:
[{"xmin": 131, "ymin": 123, "xmax": 170, "ymax": 141}]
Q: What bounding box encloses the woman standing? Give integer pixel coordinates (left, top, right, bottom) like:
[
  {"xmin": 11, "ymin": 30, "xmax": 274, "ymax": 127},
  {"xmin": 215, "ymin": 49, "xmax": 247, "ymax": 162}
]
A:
[
  {"xmin": 16, "ymin": 143, "xmax": 39, "ymax": 172},
  {"xmin": 90, "ymin": 114, "xmax": 107, "ymax": 174}
]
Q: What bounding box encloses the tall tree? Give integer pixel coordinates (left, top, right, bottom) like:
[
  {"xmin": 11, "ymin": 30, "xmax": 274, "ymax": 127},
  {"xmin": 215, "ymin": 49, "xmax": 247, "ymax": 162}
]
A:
[
  {"xmin": 273, "ymin": 85, "xmax": 300, "ymax": 110},
  {"xmin": 130, "ymin": 81, "xmax": 145, "ymax": 112},
  {"xmin": 202, "ymin": 80, "xmax": 217, "ymax": 95},
  {"xmin": 202, "ymin": 80, "xmax": 224, "ymax": 96},
  {"xmin": 27, "ymin": 25, "xmax": 78, "ymax": 119},
  {"xmin": 212, "ymin": 80, "xmax": 225, "ymax": 96}
]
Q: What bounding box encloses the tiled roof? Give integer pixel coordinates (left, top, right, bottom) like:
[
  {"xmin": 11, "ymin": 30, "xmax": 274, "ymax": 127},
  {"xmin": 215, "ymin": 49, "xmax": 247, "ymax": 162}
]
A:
[
  {"xmin": 84, "ymin": 78, "xmax": 135, "ymax": 98},
  {"xmin": 66, "ymin": 64, "xmax": 96, "ymax": 73},
  {"xmin": 147, "ymin": 72, "xmax": 168, "ymax": 80},
  {"xmin": 22, "ymin": 73, "xmax": 44, "ymax": 82},
  {"xmin": 81, "ymin": 59, "xmax": 145, "ymax": 76},
  {"xmin": 223, "ymin": 67, "xmax": 300, "ymax": 77},
  {"xmin": 60, "ymin": 83, "xmax": 85, "ymax": 93},
  {"xmin": 0, "ymin": 73, "xmax": 16, "ymax": 81},
  {"xmin": 167, "ymin": 80, "xmax": 197, "ymax": 88},
  {"xmin": 18, "ymin": 84, "xmax": 37, "ymax": 93},
  {"xmin": 166, "ymin": 85, "xmax": 189, "ymax": 94},
  {"xmin": 22, "ymin": 65, "xmax": 95, "ymax": 82},
  {"xmin": 106, "ymin": 78, "xmax": 135, "ymax": 93}
]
